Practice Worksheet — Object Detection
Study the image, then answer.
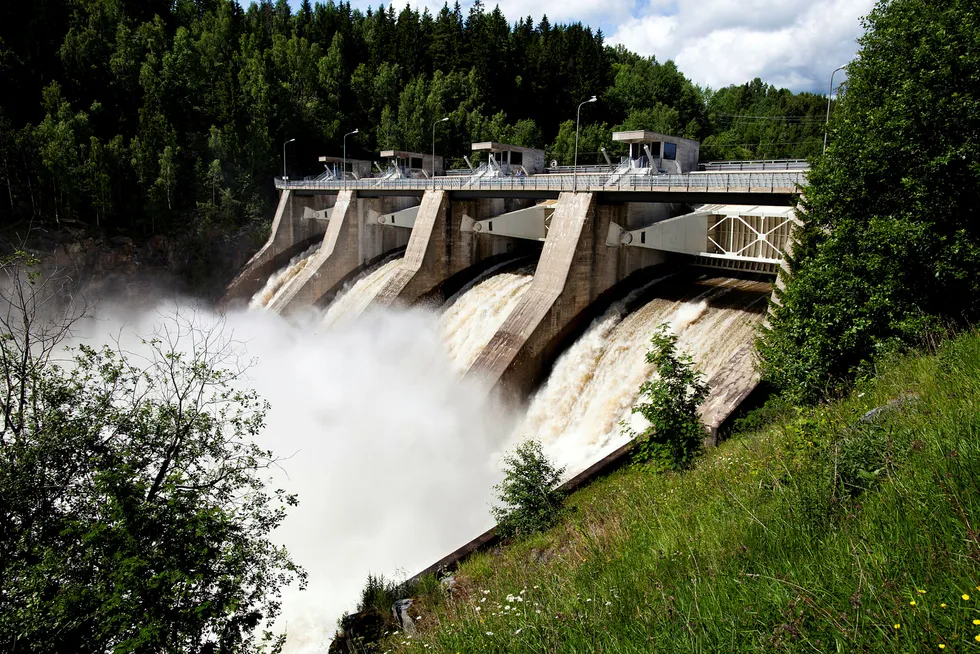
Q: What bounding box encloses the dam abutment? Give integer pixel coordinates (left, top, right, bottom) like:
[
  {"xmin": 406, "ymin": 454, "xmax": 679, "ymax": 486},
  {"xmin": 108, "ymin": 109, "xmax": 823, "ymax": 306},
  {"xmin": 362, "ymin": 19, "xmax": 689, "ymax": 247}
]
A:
[
  {"xmin": 269, "ymin": 192, "xmax": 417, "ymax": 313},
  {"xmin": 221, "ymin": 190, "xmax": 335, "ymax": 307}
]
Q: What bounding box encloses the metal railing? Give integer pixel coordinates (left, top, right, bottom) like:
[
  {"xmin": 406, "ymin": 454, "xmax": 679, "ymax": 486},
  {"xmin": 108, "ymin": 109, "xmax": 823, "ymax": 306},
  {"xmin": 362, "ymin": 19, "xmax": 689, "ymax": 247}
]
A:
[
  {"xmin": 274, "ymin": 170, "xmax": 806, "ymax": 194},
  {"xmin": 700, "ymin": 159, "xmax": 810, "ymax": 172}
]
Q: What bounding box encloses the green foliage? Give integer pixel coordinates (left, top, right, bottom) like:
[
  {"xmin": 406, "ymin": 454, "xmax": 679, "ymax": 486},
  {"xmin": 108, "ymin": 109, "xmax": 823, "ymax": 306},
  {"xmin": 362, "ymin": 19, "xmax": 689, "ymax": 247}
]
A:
[
  {"xmin": 491, "ymin": 440, "xmax": 566, "ymax": 539},
  {"xmin": 377, "ymin": 329, "xmax": 980, "ymax": 654},
  {"xmin": 0, "ymin": 0, "xmax": 826, "ymax": 239},
  {"xmin": 0, "ymin": 258, "xmax": 304, "ymax": 653},
  {"xmin": 627, "ymin": 323, "xmax": 709, "ymax": 470},
  {"xmin": 759, "ymin": 0, "xmax": 980, "ymax": 402}
]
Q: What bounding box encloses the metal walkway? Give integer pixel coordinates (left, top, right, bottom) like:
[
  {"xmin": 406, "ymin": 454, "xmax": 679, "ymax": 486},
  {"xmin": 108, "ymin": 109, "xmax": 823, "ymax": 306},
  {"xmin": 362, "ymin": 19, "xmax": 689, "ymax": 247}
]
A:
[{"xmin": 275, "ymin": 170, "xmax": 806, "ymax": 196}]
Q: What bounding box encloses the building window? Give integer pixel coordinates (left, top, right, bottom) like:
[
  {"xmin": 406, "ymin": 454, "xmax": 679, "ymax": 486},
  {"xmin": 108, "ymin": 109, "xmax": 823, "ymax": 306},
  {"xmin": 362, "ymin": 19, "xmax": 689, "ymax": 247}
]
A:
[
  {"xmin": 510, "ymin": 151, "xmax": 523, "ymax": 165},
  {"xmin": 664, "ymin": 143, "xmax": 677, "ymax": 160},
  {"xmin": 411, "ymin": 157, "xmax": 423, "ymax": 169},
  {"xmin": 648, "ymin": 142, "xmax": 661, "ymax": 157}
]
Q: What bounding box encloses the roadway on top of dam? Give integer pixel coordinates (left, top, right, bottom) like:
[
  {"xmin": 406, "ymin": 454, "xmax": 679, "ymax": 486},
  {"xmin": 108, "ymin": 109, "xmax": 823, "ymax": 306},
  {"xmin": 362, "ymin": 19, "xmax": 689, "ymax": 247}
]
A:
[{"xmin": 274, "ymin": 170, "xmax": 806, "ymax": 205}]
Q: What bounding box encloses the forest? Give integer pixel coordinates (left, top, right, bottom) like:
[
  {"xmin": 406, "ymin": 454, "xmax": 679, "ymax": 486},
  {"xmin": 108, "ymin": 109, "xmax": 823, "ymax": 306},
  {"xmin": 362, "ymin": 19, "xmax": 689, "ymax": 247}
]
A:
[{"xmin": 0, "ymin": 0, "xmax": 828, "ymax": 239}]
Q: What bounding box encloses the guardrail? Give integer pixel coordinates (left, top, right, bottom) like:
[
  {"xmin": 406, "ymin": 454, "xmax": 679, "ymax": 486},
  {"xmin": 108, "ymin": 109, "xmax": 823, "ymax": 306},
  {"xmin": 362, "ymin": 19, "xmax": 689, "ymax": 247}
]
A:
[
  {"xmin": 700, "ymin": 159, "xmax": 810, "ymax": 172},
  {"xmin": 274, "ymin": 171, "xmax": 806, "ymax": 194}
]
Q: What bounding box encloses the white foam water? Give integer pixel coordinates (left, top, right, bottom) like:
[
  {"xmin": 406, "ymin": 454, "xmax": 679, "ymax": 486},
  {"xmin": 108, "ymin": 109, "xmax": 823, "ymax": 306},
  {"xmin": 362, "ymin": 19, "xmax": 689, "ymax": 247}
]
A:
[
  {"xmin": 250, "ymin": 245, "xmax": 321, "ymax": 309},
  {"xmin": 321, "ymin": 258, "xmax": 404, "ymax": 328},
  {"xmin": 439, "ymin": 268, "xmax": 533, "ymax": 372},
  {"xmin": 513, "ymin": 277, "xmax": 770, "ymax": 475}
]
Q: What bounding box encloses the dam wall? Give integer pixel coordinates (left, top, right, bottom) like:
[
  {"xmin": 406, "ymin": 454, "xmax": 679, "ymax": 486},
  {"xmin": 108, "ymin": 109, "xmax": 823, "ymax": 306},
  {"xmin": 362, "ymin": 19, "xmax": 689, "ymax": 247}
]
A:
[
  {"xmin": 221, "ymin": 190, "xmax": 335, "ymax": 307},
  {"xmin": 371, "ymin": 193, "xmax": 535, "ymax": 309},
  {"xmin": 268, "ymin": 192, "xmax": 416, "ymax": 313},
  {"xmin": 466, "ymin": 194, "xmax": 681, "ymax": 395}
]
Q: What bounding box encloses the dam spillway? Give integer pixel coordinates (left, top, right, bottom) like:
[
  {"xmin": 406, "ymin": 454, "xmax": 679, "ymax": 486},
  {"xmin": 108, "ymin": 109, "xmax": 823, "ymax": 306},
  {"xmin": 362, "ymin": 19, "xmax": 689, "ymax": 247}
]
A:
[
  {"xmin": 250, "ymin": 244, "xmax": 321, "ymax": 309},
  {"xmin": 222, "ymin": 155, "xmax": 803, "ymax": 648},
  {"xmin": 440, "ymin": 267, "xmax": 535, "ymax": 372},
  {"xmin": 514, "ymin": 275, "xmax": 770, "ymax": 474},
  {"xmin": 321, "ymin": 257, "xmax": 405, "ymax": 328}
]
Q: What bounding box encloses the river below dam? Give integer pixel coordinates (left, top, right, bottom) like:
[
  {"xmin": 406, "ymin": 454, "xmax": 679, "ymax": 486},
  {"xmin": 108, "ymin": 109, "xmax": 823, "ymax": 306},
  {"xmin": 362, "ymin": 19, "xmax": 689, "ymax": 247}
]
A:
[{"xmin": 77, "ymin": 253, "xmax": 771, "ymax": 651}]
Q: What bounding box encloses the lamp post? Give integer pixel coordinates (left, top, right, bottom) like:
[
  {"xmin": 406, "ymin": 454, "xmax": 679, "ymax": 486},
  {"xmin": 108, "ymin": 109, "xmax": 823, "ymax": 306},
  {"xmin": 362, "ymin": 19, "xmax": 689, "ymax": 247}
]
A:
[
  {"xmin": 823, "ymin": 65, "xmax": 848, "ymax": 154},
  {"xmin": 432, "ymin": 117, "xmax": 449, "ymax": 188},
  {"xmin": 573, "ymin": 95, "xmax": 597, "ymax": 192},
  {"xmin": 282, "ymin": 138, "xmax": 295, "ymax": 179},
  {"xmin": 343, "ymin": 129, "xmax": 358, "ymax": 188}
]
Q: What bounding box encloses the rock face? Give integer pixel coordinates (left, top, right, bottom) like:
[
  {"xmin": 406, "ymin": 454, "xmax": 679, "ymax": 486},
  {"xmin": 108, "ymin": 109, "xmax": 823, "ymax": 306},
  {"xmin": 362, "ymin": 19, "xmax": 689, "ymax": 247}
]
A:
[
  {"xmin": 327, "ymin": 608, "xmax": 386, "ymax": 654},
  {"xmin": 11, "ymin": 226, "xmax": 257, "ymax": 303},
  {"xmin": 392, "ymin": 598, "xmax": 417, "ymax": 635}
]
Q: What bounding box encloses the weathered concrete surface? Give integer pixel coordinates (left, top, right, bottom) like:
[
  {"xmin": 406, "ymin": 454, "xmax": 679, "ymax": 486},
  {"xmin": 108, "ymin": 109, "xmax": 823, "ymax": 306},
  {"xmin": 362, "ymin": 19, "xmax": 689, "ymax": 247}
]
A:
[
  {"xmin": 467, "ymin": 193, "xmax": 600, "ymax": 394},
  {"xmin": 268, "ymin": 192, "xmax": 414, "ymax": 313},
  {"xmin": 372, "ymin": 191, "xmax": 450, "ymax": 308},
  {"xmin": 699, "ymin": 344, "xmax": 759, "ymax": 445},
  {"xmin": 220, "ymin": 190, "xmax": 333, "ymax": 308},
  {"xmin": 371, "ymin": 192, "xmax": 532, "ymax": 309}
]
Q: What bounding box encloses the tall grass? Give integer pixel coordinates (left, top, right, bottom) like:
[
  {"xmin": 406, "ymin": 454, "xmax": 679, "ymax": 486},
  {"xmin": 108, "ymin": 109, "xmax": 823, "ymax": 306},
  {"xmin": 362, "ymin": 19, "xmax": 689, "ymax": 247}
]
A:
[{"xmin": 382, "ymin": 332, "xmax": 980, "ymax": 652}]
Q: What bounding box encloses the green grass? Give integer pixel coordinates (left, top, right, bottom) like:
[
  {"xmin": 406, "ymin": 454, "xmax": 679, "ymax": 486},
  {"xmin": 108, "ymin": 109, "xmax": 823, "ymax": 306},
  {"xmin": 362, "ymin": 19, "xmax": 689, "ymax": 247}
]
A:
[{"xmin": 378, "ymin": 331, "xmax": 980, "ymax": 653}]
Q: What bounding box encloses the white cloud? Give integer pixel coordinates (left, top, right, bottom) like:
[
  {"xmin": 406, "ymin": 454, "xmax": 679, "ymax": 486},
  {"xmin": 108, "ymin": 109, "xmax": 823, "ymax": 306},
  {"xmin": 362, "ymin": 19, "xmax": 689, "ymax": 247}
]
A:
[
  {"xmin": 609, "ymin": 0, "xmax": 874, "ymax": 91},
  {"xmin": 291, "ymin": 0, "xmax": 872, "ymax": 92}
]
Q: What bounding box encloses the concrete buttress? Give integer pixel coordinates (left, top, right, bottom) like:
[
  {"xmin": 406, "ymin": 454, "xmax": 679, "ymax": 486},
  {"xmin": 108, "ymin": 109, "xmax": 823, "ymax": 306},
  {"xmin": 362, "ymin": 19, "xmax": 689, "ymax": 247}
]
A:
[
  {"xmin": 220, "ymin": 190, "xmax": 332, "ymax": 308},
  {"xmin": 371, "ymin": 190, "xmax": 450, "ymax": 308},
  {"xmin": 467, "ymin": 192, "xmax": 608, "ymax": 395}
]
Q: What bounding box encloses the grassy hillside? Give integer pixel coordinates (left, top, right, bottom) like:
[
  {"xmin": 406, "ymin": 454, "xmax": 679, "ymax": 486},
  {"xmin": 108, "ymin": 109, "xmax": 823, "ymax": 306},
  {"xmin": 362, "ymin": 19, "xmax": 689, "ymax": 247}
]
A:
[{"xmin": 374, "ymin": 331, "xmax": 980, "ymax": 652}]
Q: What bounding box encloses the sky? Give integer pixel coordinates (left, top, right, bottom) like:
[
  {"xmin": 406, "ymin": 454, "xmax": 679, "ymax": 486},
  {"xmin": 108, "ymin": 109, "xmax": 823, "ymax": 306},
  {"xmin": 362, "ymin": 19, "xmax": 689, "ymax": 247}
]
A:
[{"xmin": 287, "ymin": 0, "xmax": 874, "ymax": 93}]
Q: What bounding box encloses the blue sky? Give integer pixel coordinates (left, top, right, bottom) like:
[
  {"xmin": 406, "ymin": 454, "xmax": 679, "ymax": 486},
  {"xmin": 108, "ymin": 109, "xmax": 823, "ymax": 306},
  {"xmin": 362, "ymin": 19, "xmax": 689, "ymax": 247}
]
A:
[{"xmin": 286, "ymin": 0, "xmax": 873, "ymax": 93}]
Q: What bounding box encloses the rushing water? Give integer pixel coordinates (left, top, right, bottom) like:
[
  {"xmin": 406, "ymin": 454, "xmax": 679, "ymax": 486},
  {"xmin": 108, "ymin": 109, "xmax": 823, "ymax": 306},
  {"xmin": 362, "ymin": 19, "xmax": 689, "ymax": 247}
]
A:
[
  {"xmin": 440, "ymin": 267, "xmax": 534, "ymax": 372},
  {"xmin": 512, "ymin": 276, "xmax": 771, "ymax": 475},
  {"xmin": 250, "ymin": 245, "xmax": 320, "ymax": 309},
  {"xmin": 320, "ymin": 258, "xmax": 404, "ymax": 327}
]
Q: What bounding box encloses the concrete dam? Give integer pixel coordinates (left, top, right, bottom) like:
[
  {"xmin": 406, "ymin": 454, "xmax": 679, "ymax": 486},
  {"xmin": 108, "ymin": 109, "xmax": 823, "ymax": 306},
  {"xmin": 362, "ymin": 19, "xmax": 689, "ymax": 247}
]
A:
[
  {"xmin": 226, "ymin": 133, "xmax": 802, "ymax": 445},
  {"xmin": 220, "ymin": 134, "xmax": 804, "ymax": 633}
]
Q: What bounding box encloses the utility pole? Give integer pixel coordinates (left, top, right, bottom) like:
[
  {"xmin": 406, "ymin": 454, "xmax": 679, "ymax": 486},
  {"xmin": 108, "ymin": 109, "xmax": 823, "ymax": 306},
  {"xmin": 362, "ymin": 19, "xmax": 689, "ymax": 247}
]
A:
[{"xmin": 823, "ymin": 65, "xmax": 848, "ymax": 154}]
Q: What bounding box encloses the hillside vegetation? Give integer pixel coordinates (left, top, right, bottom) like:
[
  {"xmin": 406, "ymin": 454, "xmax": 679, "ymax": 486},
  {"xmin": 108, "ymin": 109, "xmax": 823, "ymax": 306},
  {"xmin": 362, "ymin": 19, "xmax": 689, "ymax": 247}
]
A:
[
  {"xmin": 376, "ymin": 330, "xmax": 980, "ymax": 652},
  {"xmin": 0, "ymin": 0, "xmax": 826, "ymax": 240}
]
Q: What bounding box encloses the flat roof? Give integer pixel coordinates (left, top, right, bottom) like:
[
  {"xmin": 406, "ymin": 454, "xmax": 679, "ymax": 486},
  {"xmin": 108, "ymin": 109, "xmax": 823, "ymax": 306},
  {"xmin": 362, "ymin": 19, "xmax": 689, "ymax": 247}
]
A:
[
  {"xmin": 612, "ymin": 130, "xmax": 700, "ymax": 145},
  {"xmin": 471, "ymin": 142, "xmax": 545, "ymax": 153},
  {"xmin": 319, "ymin": 156, "xmax": 370, "ymax": 163},
  {"xmin": 380, "ymin": 150, "xmax": 438, "ymax": 159}
]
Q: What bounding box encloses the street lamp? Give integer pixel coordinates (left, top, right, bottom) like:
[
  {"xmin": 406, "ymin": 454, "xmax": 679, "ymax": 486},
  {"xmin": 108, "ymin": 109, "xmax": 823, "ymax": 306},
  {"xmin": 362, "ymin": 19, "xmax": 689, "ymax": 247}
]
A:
[
  {"xmin": 432, "ymin": 117, "xmax": 449, "ymax": 188},
  {"xmin": 823, "ymin": 65, "xmax": 848, "ymax": 154},
  {"xmin": 573, "ymin": 95, "xmax": 597, "ymax": 192},
  {"xmin": 282, "ymin": 138, "xmax": 295, "ymax": 179},
  {"xmin": 343, "ymin": 129, "xmax": 358, "ymax": 188}
]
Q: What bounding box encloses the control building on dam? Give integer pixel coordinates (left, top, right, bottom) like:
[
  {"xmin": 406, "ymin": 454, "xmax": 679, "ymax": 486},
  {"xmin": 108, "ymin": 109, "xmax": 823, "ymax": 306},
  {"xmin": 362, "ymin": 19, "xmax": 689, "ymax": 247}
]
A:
[{"xmin": 223, "ymin": 131, "xmax": 807, "ymax": 438}]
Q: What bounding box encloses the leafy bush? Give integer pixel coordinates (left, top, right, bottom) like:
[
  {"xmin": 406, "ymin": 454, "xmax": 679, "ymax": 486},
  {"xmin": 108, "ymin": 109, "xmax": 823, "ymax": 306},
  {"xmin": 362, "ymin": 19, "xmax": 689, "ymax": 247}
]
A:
[
  {"xmin": 491, "ymin": 440, "xmax": 566, "ymax": 539},
  {"xmin": 626, "ymin": 323, "xmax": 709, "ymax": 470},
  {"xmin": 0, "ymin": 256, "xmax": 304, "ymax": 653}
]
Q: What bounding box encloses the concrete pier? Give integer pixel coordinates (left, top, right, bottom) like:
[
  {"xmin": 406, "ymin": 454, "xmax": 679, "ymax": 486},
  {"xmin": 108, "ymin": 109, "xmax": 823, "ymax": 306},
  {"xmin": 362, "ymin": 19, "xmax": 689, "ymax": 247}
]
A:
[
  {"xmin": 267, "ymin": 192, "xmax": 415, "ymax": 313},
  {"xmin": 220, "ymin": 190, "xmax": 334, "ymax": 307},
  {"xmin": 371, "ymin": 192, "xmax": 535, "ymax": 309}
]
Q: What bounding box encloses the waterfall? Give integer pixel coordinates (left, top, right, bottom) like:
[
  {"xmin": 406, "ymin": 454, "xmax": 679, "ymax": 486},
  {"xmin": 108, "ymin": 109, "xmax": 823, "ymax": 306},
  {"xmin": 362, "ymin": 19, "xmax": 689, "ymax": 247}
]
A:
[
  {"xmin": 440, "ymin": 267, "xmax": 534, "ymax": 372},
  {"xmin": 514, "ymin": 276, "xmax": 771, "ymax": 475},
  {"xmin": 321, "ymin": 258, "xmax": 404, "ymax": 328},
  {"xmin": 250, "ymin": 245, "xmax": 320, "ymax": 309}
]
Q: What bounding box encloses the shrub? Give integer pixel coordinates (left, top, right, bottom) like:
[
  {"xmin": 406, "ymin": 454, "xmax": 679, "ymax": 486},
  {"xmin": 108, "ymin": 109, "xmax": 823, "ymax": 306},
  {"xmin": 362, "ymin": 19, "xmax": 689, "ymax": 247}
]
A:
[
  {"xmin": 626, "ymin": 323, "xmax": 709, "ymax": 470},
  {"xmin": 491, "ymin": 440, "xmax": 566, "ymax": 539}
]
